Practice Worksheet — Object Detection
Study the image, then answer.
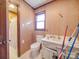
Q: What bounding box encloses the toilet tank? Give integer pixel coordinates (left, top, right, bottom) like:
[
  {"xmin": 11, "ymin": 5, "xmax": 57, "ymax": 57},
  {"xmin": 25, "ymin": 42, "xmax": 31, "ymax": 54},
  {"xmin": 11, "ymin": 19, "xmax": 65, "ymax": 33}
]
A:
[{"xmin": 36, "ymin": 35, "xmax": 44, "ymax": 43}]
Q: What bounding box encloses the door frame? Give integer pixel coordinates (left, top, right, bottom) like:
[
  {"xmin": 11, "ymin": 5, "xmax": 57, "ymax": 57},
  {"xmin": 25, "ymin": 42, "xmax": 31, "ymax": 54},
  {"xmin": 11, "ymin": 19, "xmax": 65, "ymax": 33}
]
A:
[{"xmin": 7, "ymin": 1, "xmax": 20, "ymax": 58}]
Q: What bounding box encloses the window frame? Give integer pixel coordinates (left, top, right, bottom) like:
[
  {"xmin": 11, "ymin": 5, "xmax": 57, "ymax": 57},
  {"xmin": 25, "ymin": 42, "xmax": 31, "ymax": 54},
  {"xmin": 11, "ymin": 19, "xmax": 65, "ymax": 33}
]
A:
[{"xmin": 35, "ymin": 11, "xmax": 46, "ymax": 31}]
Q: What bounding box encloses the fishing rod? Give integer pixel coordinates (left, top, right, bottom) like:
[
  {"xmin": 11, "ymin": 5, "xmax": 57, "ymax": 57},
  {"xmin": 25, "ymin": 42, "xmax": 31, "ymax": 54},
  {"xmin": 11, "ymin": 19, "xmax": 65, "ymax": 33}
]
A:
[
  {"xmin": 66, "ymin": 24, "xmax": 79, "ymax": 59},
  {"xmin": 58, "ymin": 25, "xmax": 68, "ymax": 59},
  {"xmin": 58, "ymin": 25, "xmax": 77, "ymax": 59}
]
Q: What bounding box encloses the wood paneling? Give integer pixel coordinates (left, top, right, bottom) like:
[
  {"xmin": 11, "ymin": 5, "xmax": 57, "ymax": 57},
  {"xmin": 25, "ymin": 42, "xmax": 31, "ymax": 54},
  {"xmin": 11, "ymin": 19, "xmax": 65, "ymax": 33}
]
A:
[
  {"xmin": 35, "ymin": 0, "xmax": 79, "ymax": 37},
  {"xmin": 19, "ymin": 0, "xmax": 35, "ymax": 56}
]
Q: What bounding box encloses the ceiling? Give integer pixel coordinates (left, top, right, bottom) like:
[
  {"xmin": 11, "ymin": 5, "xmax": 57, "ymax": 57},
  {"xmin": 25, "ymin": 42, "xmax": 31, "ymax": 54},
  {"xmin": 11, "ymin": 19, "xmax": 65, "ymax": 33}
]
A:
[{"xmin": 24, "ymin": 0, "xmax": 55, "ymax": 9}]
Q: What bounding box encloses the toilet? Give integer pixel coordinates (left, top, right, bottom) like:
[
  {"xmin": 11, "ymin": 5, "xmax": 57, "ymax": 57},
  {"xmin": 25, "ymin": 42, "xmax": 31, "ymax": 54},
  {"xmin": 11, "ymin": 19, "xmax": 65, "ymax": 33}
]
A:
[{"xmin": 30, "ymin": 35, "xmax": 44, "ymax": 58}]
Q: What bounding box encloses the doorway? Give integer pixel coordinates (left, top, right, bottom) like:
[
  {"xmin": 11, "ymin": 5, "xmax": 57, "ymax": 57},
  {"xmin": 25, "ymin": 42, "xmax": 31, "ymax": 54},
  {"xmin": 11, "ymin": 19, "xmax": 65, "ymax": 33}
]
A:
[{"xmin": 8, "ymin": 3, "xmax": 18, "ymax": 59}]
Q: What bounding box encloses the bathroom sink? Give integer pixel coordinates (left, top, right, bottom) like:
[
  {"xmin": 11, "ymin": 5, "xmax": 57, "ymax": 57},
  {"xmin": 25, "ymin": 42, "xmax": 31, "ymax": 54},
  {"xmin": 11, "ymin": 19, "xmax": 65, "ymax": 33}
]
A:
[
  {"xmin": 41, "ymin": 35, "xmax": 79, "ymax": 50},
  {"xmin": 41, "ymin": 35, "xmax": 79, "ymax": 59},
  {"xmin": 41, "ymin": 36, "xmax": 63, "ymax": 50}
]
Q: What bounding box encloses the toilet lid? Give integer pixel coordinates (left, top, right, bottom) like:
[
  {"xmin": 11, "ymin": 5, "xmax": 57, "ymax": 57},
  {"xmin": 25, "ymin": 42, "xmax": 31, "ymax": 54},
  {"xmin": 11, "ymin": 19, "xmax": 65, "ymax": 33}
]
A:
[{"xmin": 31, "ymin": 42, "xmax": 40, "ymax": 48}]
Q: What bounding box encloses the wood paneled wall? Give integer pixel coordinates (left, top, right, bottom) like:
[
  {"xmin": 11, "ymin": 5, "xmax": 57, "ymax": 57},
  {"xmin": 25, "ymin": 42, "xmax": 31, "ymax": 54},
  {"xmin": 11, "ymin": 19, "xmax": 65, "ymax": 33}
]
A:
[
  {"xmin": 19, "ymin": 0, "xmax": 35, "ymax": 55},
  {"xmin": 35, "ymin": 0, "xmax": 79, "ymax": 37}
]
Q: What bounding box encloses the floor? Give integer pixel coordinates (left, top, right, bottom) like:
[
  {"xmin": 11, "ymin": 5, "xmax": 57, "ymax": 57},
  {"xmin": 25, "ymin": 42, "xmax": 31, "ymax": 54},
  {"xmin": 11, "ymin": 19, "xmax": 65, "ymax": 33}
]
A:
[
  {"xmin": 18, "ymin": 49, "xmax": 75, "ymax": 59},
  {"xmin": 19, "ymin": 50, "xmax": 42, "ymax": 59}
]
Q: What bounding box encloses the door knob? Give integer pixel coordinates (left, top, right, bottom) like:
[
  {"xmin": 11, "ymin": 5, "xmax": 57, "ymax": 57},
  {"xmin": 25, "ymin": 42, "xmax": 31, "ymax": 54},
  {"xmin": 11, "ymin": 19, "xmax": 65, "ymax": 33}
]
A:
[
  {"xmin": 0, "ymin": 41, "xmax": 2, "ymax": 44},
  {"xmin": 7, "ymin": 40, "xmax": 11, "ymax": 43},
  {"xmin": 0, "ymin": 35, "xmax": 7, "ymax": 45}
]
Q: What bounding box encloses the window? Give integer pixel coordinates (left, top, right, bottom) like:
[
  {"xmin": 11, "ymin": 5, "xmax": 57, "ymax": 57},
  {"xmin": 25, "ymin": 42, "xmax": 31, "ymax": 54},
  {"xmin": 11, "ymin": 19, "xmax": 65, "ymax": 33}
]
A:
[{"xmin": 35, "ymin": 11, "xmax": 46, "ymax": 31}]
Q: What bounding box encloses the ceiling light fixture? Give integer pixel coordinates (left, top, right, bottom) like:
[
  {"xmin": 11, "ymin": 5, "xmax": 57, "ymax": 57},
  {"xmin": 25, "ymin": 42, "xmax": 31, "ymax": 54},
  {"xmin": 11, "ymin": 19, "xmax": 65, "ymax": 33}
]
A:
[{"xmin": 9, "ymin": 4, "xmax": 15, "ymax": 9}]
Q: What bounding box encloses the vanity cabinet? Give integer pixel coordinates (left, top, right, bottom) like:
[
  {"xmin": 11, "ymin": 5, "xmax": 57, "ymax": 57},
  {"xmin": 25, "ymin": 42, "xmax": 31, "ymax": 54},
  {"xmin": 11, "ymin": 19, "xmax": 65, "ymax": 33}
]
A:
[{"xmin": 41, "ymin": 38, "xmax": 79, "ymax": 59}]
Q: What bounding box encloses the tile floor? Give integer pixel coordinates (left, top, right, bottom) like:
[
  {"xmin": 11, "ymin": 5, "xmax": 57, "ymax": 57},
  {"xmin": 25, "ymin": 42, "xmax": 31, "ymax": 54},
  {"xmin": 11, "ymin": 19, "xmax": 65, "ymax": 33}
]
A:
[
  {"xmin": 19, "ymin": 49, "xmax": 75, "ymax": 59},
  {"xmin": 19, "ymin": 50, "xmax": 42, "ymax": 59}
]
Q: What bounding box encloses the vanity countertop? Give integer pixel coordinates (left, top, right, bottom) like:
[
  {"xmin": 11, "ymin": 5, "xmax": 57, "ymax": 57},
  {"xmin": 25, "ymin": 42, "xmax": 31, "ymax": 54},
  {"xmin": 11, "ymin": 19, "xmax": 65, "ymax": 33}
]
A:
[{"xmin": 41, "ymin": 37, "xmax": 79, "ymax": 49}]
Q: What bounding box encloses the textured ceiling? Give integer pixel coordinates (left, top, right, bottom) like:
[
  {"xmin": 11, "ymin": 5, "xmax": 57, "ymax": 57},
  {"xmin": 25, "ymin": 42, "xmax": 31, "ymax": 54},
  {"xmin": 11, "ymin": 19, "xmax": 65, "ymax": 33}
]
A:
[{"xmin": 24, "ymin": 0, "xmax": 54, "ymax": 9}]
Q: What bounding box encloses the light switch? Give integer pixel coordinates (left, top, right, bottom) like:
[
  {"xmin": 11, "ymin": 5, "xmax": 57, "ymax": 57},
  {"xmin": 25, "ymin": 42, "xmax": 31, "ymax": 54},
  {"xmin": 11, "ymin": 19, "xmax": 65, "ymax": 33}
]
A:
[{"xmin": 22, "ymin": 40, "xmax": 24, "ymax": 44}]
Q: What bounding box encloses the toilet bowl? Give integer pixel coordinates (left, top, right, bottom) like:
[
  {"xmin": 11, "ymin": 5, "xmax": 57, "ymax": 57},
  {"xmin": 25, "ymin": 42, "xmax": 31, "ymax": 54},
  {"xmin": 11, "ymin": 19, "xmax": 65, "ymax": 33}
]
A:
[
  {"xmin": 30, "ymin": 35, "xmax": 44, "ymax": 58},
  {"xmin": 31, "ymin": 42, "xmax": 40, "ymax": 58}
]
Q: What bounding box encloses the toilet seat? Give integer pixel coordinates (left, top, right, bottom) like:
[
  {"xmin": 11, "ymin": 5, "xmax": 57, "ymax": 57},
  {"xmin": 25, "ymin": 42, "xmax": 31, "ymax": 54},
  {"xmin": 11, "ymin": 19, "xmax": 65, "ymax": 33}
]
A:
[{"xmin": 31, "ymin": 42, "xmax": 40, "ymax": 49}]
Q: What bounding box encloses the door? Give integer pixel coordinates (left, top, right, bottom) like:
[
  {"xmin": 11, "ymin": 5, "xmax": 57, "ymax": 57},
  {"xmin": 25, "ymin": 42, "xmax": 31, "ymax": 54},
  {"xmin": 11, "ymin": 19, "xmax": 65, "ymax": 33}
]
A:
[{"xmin": 0, "ymin": 0, "xmax": 8, "ymax": 59}]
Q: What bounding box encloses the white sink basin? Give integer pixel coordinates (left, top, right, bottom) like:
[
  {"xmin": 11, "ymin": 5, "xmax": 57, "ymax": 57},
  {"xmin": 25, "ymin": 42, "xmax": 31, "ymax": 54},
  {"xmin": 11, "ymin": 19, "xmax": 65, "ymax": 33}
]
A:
[{"xmin": 42, "ymin": 36, "xmax": 79, "ymax": 49}]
